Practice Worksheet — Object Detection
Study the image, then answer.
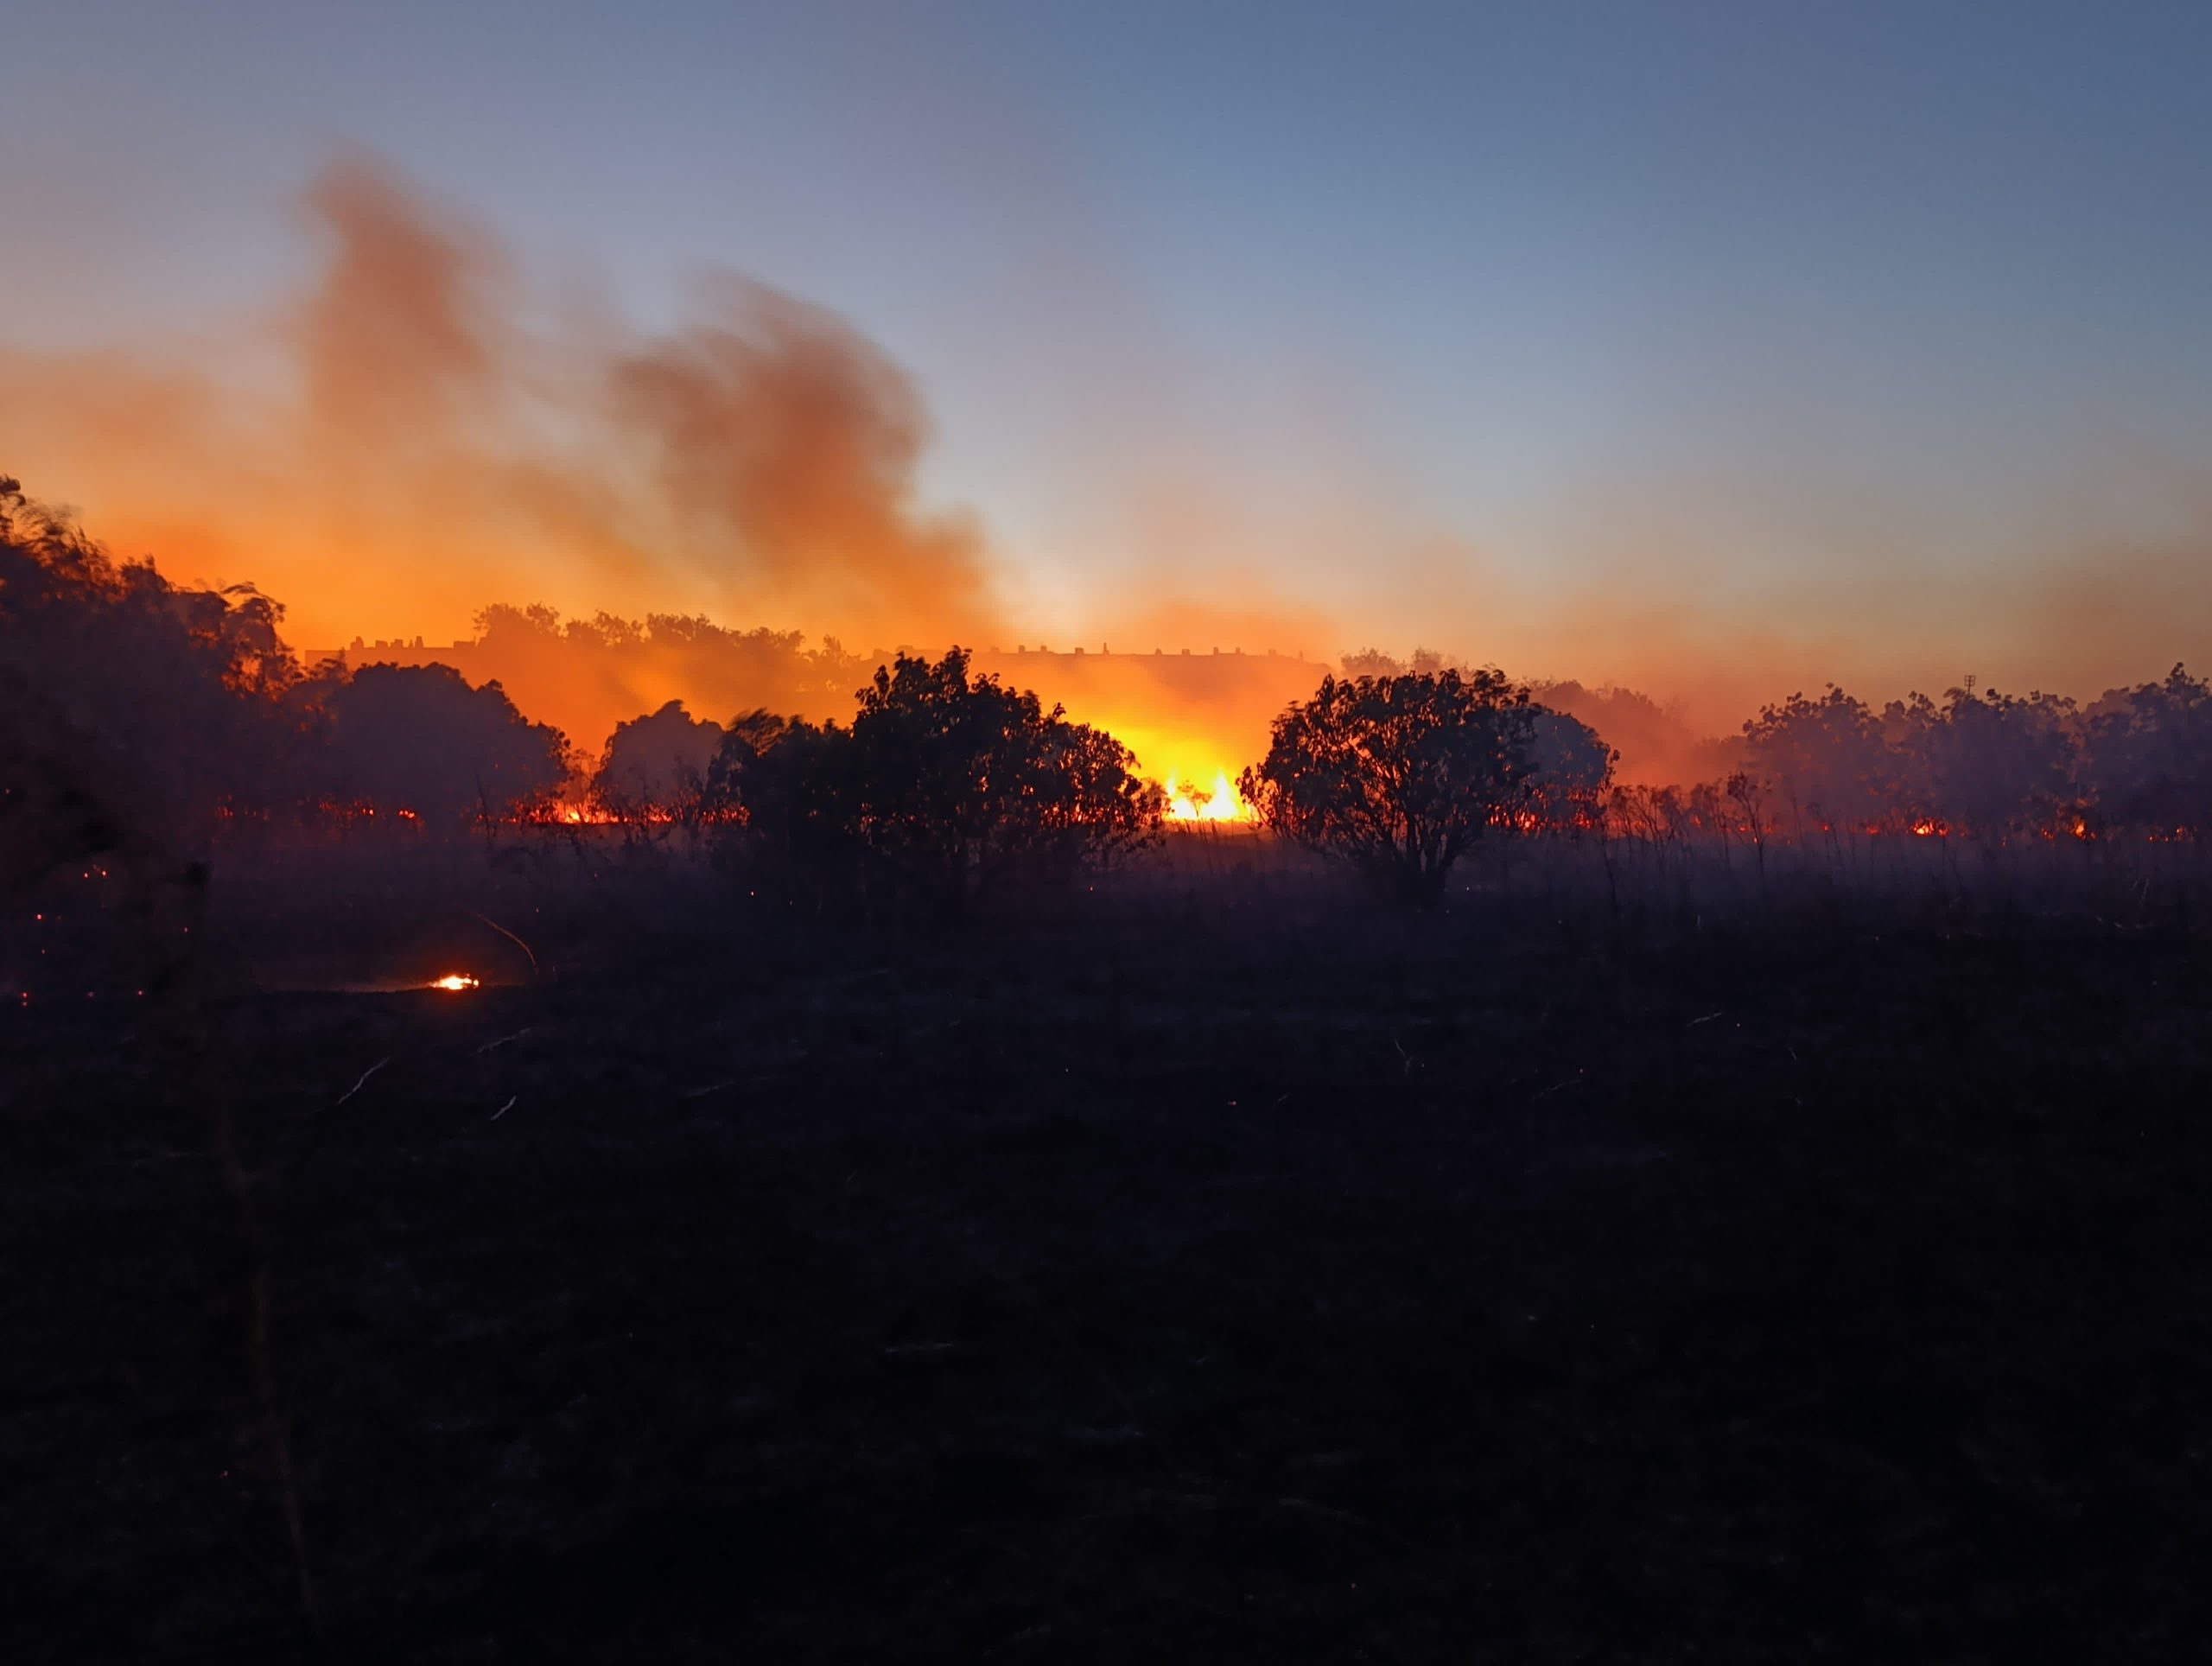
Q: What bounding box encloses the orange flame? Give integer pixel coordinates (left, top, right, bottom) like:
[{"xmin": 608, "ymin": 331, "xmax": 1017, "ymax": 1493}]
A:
[
  {"xmin": 428, "ymin": 973, "xmax": 480, "ymax": 991},
  {"xmin": 1163, "ymin": 769, "xmax": 1251, "ymax": 823}
]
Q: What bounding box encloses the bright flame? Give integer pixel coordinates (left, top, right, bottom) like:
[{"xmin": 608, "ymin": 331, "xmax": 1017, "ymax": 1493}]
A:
[
  {"xmin": 428, "ymin": 973, "xmax": 480, "ymax": 992},
  {"xmin": 1163, "ymin": 769, "xmax": 1250, "ymax": 823},
  {"xmin": 550, "ymin": 800, "xmax": 670, "ymax": 826}
]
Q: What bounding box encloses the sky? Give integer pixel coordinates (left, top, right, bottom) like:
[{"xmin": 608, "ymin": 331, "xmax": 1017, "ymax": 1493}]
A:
[{"xmin": 3, "ymin": 0, "xmax": 2210, "ymax": 727}]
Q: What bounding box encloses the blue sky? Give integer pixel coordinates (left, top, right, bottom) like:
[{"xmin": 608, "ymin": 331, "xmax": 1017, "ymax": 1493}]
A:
[{"xmin": 4, "ymin": 0, "xmax": 2209, "ymax": 705}]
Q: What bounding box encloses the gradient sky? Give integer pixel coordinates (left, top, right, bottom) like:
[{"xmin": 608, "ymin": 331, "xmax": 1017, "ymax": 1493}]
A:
[{"xmin": 5, "ymin": 0, "xmax": 2209, "ymax": 715}]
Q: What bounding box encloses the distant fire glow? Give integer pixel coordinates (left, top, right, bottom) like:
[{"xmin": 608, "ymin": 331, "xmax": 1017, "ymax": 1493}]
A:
[
  {"xmin": 428, "ymin": 973, "xmax": 480, "ymax": 992},
  {"xmin": 1163, "ymin": 770, "xmax": 1251, "ymax": 823}
]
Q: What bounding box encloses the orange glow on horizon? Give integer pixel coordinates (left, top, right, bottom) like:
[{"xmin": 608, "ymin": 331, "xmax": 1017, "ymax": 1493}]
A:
[{"xmin": 1162, "ymin": 767, "xmax": 1252, "ymax": 823}]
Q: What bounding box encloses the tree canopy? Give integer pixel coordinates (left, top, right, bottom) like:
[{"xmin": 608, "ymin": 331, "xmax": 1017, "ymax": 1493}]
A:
[
  {"xmin": 2084, "ymin": 665, "xmax": 2212, "ymax": 836},
  {"xmin": 1239, "ymin": 667, "xmax": 1544, "ymax": 901},
  {"xmin": 710, "ymin": 647, "xmax": 1162, "ymax": 911},
  {"xmin": 307, "ymin": 663, "xmax": 569, "ymax": 826},
  {"xmin": 1, "ymin": 476, "xmax": 308, "ymax": 880},
  {"xmin": 592, "ymin": 699, "xmax": 725, "ymax": 820}
]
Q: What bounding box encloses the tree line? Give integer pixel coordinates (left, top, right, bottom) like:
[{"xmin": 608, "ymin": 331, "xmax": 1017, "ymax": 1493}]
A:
[
  {"xmin": 5, "ymin": 478, "xmax": 2207, "ymax": 912},
  {"xmin": 1726, "ymin": 679, "xmax": 2210, "ymax": 843}
]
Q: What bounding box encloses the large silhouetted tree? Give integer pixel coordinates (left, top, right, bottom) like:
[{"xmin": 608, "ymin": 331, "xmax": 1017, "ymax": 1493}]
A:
[
  {"xmin": 715, "ymin": 649, "xmax": 1161, "ymax": 911},
  {"xmin": 308, "ymin": 663, "xmax": 569, "ymax": 827},
  {"xmin": 593, "ymin": 699, "xmax": 725, "ymax": 821},
  {"xmin": 1, "ymin": 476, "xmax": 308, "ymax": 883},
  {"xmin": 1741, "ymin": 686, "xmax": 1904, "ymax": 833},
  {"xmin": 2083, "ymin": 665, "xmax": 2212, "ymax": 836},
  {"xmin": 1890, "ymin": 685, "xmax": 2081, "ymax": 839},
  {"xmin": 702, "ymin": 710, "xmax": 858, "ymax": 876},
  {"xmin": 1240, "ymin": 667, "xmax": 1537, "ymax": 901},
  {"xmin": 1525, "ymin": 706, "xmax": 1616, "ymax": 823}
]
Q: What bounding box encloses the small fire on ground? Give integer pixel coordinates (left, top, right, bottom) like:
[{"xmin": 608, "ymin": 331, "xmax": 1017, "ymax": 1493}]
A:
[{"xmin": 427, "ymin": 973, "xmax": 480, "ymax": 992}]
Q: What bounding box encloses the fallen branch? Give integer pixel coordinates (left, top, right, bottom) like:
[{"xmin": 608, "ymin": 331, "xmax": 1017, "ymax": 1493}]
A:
[
  {"xmin": 335, "ymin": 1059, "xmax": 389, "ymax": 1107},
  {"xmin": 1389, "ymin": 1028, "xmax": 1423, "ymax": 1077},
  {"xmin": 467, "ymin": 909, "xmax": 539, "ymax": 977}
]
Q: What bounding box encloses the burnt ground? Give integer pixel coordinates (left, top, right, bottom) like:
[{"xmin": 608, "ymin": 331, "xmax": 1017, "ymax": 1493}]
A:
[{"xmin": 5, "ymin": 912, "xmax": 2212, "ymax": 1661}]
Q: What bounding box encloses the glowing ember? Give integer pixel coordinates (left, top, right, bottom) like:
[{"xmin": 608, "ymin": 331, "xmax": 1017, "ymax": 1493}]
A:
[
  {"xmin": 1163, "ymin": 769, "xmax": 1251, "ymax": 823},
  {"xmin": 552, "ymin": 801, "xmax": 633, "ymax": 826},
  {"xmin": 428, "ymin": 973, "xmax": 480, "ymax": 992}
]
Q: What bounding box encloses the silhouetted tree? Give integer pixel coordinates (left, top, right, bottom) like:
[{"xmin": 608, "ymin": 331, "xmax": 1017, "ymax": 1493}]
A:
[
  {"xmin": 308, "ymin": 663, "xmax": 569, "ymax": 827},
  {"xmin": 1340, "ymin": 648, "xmax": 1406, "ymax": 677},
  {"xmin": 2083, "ymin": 665, "xmax": 2211, "ymax": 836},
  {"xmin": 1526, "ymin": 706, "xmax": 1616, "ymax": 823},
  {"xmin": 1890, "ymin": 685, "xmax": 2081, "ymax": 840},
  {"xmin": 702, "ymin": 710, "xmax": 857, "ymax": 872},
  {"xmin": 1240, "ymin": 667, "xmax": 1537, "ymax": 901},
  {"xmin": 1741, "ymin": 686, "xmax": 1904, "ymax": 833},
  {"xmin": 715, "ymin": 649, "xmax": 1162, "ymax": 912},
  {"xmin": 592, "ymin": 699, "xmax": 725, "ymax": 822},
  {"xmin": 1725, "ymin": 771, "xmax": 1769, "ymax": 880},
  {"xmin": 1, "ymin": 476, "xmax": 308, "ymax": 882}
]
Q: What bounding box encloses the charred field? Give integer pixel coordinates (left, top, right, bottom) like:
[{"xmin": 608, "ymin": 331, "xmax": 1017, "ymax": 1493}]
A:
[{"xmin": 5, "ymin": 836, "xmax": 2212, "ymax": 1662}]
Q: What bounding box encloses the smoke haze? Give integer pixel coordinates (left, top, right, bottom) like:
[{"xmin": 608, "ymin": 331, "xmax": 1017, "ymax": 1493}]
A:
[
  {"xmin": 1, "ymin": 155, "xmax": 2207, "ymax": 761},
  {"xmin": 0, "ymin": 157, "xmax": 1002, "ymax": 656}
]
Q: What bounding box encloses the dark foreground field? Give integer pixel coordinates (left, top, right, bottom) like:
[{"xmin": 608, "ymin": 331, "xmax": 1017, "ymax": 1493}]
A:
[{"xmin": 6, "ymin": 898, "xmax": 2211, "ymax": 1660}]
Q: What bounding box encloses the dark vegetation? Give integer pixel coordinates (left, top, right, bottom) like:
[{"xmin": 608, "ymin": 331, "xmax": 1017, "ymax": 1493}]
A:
[
  {"xmin": 706, "ymin": 647, "xmax": 1163, "ymax": 918},
  {"xmin": 1241, "ymin": 667, "xmax": 1610, "ymax": 900},
  {"xmin": 8, "ymin": 480, "xmax": 2212, "ymax": 1659},
  {"xmin": 8, "ymin": 480, "xmax": 2209, "ymax": 894}
]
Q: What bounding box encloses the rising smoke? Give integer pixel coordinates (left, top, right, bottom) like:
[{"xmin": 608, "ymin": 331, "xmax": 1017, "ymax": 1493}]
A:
[
  {"xmin": 1, "ymin": 154, "xmax": 2207, "ymax": 763},
  {"xmin": 0, "ymin": 156, "xmax": 1003, "ymax": 655}
]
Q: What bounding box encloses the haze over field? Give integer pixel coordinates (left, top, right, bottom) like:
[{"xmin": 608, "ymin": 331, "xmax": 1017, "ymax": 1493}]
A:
[{"xmin": 3, "ymin": 2, "xmax": 2209, "ymax": 753}]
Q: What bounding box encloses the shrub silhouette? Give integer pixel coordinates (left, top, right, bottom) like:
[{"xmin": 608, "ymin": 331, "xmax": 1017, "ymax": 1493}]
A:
[
  {"xmin": 711, "ymin": 648, "xmax": 1162, "ymax": 912},
  {"xmin": 306, "ymin": 662, "xmax": 569, "ymax": 827},
  {"xmin": 592, "ymin": 699, "xmax": 725, "ymax": 822},
  {"xmin": 1239, "ymin": 667, "xmax": 1538, "ymax": 902},
  {"xmin": 1526, "ymin": 706, "xmax": 1616, "ymax": 823}
]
